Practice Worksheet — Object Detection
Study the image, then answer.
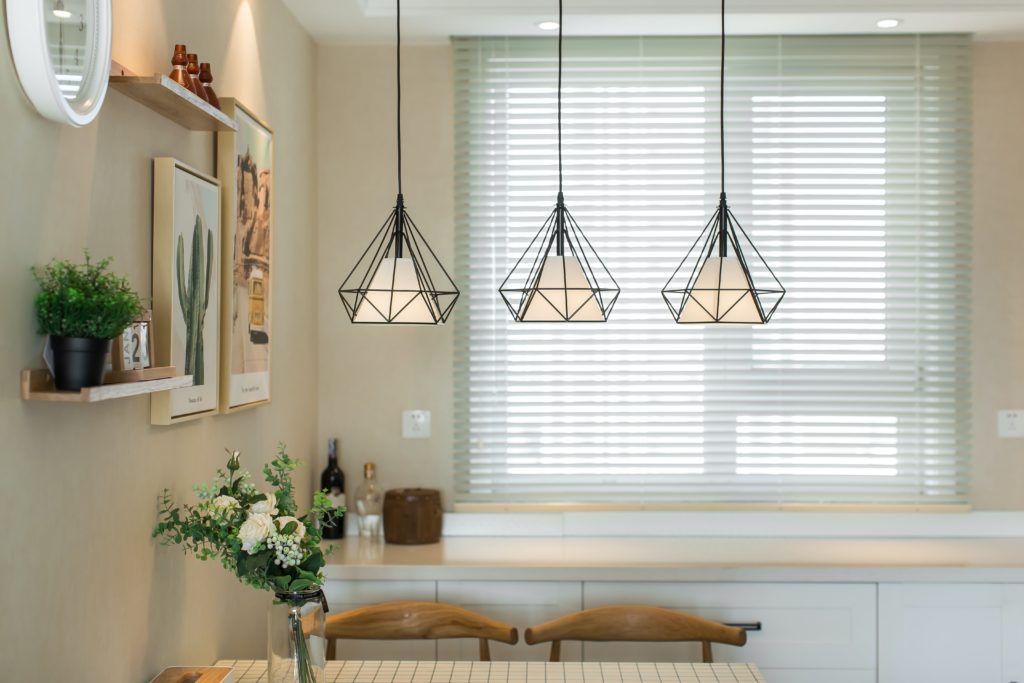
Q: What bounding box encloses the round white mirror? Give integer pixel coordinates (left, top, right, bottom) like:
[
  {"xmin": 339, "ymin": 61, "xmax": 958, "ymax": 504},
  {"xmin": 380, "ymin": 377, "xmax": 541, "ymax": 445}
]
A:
[{"xmin": 6, "ymin": 0, "xmax": 112, "ymax": 127}]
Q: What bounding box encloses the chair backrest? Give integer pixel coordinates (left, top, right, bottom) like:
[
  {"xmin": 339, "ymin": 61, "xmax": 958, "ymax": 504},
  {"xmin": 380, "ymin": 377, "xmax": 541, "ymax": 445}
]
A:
[
  {"xmin": 524, "ymin": 605, "xmax": 746, "ymax": 663},
  {"xmin": 325, "ymin": 600, "xmax": 519, "ymax": 661}
]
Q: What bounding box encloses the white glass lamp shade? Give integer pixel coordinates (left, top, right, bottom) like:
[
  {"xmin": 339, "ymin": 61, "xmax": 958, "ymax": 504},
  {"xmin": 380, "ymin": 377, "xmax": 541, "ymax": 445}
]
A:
[
  {"xmin": 352, "ymin": 257, "xmax": 441, "ymax": 323},
  {"xmin": 519, "ymin": 255, "xmax": 605, "ymax": 322},
  {"xmin": 678, "ymin": 256, "xmax": 764, "ymax": 324}
]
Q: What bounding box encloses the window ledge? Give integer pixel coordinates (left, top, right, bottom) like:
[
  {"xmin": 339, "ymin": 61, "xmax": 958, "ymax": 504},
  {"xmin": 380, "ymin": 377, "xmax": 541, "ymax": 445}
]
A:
[{"xmin": 440, "ymin": 509, "xmax": 1024, "ymax": 539}]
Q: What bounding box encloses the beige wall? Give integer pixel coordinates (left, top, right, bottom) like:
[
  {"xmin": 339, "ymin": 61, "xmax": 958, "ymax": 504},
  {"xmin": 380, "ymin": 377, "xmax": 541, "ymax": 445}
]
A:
[
  {"xmin": 317, "ymin": 46, "xmax": 457, "ymax": 506},
  {"xmin": 971, "ymin": 42, "xmax": 1024, "ymax": 509},
  {"xmin": 0, "ymin": 1, "xmax": 318, "ymax": 681},
  {"xmin": 317, "ymin": 41, "xmax": 1024, "ymax": 511}
]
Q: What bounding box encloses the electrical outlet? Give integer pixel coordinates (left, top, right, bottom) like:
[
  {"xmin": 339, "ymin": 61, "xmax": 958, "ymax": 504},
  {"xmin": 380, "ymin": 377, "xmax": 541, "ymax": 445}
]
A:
[
  {"xmin": 402, "ymin": 410, "xmax": 431, "ymax": 439},
  {"xmin": 998, "ymin": 410, "xmax": 1024, "ymax": 438}
]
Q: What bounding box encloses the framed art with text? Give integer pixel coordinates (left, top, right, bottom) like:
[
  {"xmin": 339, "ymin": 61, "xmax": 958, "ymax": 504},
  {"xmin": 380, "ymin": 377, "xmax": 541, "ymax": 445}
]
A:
[
  {"xmin": 217, "ymin": 98, "xmax": 273, "ymax": 412},
  {"xmin": 151, "ymin": 158, "xmax": 221, "ymax": 425}
]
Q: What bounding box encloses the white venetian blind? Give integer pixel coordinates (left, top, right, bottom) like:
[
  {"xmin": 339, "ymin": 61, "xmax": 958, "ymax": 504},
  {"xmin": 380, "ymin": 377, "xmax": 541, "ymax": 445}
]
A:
[{"xmin": 453, "ymin": 35, "xmax": 972, "ymax": 506}]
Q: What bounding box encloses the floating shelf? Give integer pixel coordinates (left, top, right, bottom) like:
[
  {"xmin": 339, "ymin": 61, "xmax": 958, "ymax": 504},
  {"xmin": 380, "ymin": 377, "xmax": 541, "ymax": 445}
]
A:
[
  {"xmin": 21, "ymin": 368, "xmax": 193, "ymax": 403},
  {"xmin": 104, "ymin": 365, "xmax": 177, "ymax": 385},
  {"xmin": 109, "ymin": 74, "xmax": 237, "ymax": 132}
]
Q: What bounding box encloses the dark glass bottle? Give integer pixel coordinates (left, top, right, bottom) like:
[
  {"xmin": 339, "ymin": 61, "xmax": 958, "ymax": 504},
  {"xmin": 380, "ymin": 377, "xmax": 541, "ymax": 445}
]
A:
[
  {"xmin": 199, "ymin": 63, "xmax": 220, "ymax": 109},
  {"xmin": 185, "ymin": 53, "xmax": 210, "ymax": 103},
  {"xmin": 320, "ymin": 438, "xmax": 346, "ymax": 539},
  {"xmin": 169, "ymin": 44, "xmax": 195, "ymax": 94}
]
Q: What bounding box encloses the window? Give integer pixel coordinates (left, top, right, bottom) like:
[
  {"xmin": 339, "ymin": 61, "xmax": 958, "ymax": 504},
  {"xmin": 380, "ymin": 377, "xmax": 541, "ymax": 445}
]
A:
[{"xmin": 453, "ymin": 35, "xmax": 971, "ymax": 506}]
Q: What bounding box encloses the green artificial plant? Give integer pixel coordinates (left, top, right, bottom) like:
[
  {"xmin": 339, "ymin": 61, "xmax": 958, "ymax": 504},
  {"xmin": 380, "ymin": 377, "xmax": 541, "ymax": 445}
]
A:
[{"xmin": 32, "ymin": 252, "xmax": 143, "ymax": 339}]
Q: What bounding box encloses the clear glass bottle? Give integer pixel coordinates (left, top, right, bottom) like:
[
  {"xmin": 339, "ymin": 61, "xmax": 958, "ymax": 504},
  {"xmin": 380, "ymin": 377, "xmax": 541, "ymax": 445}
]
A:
[
  {"xmin": 268, "ymin": 589, "xmax": 326, "ymax": 683},
  {"xmin": 354, "ymin": 462, "xmax": 383, "ymax": 537}
]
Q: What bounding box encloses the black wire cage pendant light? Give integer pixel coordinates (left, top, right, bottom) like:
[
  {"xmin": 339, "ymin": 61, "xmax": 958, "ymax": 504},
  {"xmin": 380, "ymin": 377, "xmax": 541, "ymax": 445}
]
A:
[
  {"xmin": 661, "ymin": 0, "xmax": 784, "ymax": 324},
  {"xmin": 499, "ymin": 0, "xmax": 619, "ymax": 323},
  {"xmin": 338, "ymin": 0, "xmax": 459, "ymax": 325}
]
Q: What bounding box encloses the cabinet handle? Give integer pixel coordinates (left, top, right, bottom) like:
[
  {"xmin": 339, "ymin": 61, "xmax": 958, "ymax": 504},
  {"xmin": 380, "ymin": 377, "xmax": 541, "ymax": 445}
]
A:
[{"xmin": 725, "ymin": 622, "xmax": 762, "ymax": 632}]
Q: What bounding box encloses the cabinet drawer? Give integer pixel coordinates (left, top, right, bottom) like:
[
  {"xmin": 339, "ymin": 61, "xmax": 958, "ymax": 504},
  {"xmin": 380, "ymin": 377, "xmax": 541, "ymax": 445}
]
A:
[
  {"xmin": 322, "ymin": 580, "xmax": 437, "ymax": 661},
  {"xmin": 583, "ymin": 582, "xmax": 876, "ymax": 670}
]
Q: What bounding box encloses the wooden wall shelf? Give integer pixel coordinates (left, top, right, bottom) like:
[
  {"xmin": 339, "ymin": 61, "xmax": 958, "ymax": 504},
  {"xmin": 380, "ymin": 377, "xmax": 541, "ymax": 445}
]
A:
[
  {"xmin": 21, "ymin": 368, "xmax": 193, "ymax": 403},
  {"xmin": 109, "ymin": 74, "xmax": 238, "ymax": 132}
]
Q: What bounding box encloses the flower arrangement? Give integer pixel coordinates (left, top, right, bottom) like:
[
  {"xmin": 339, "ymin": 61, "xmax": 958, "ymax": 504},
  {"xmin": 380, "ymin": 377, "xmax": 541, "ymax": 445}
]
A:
[
  {"xmin": 153, "ymin": 445, "xmax": 343, "ymax": 593},
  {"xmin": 154, "ymin": 446, "xmax": 343, "ymax": 683},
  {"xmin": 32, "ymin": 252, "xmax": 143, "ymax": 340}
]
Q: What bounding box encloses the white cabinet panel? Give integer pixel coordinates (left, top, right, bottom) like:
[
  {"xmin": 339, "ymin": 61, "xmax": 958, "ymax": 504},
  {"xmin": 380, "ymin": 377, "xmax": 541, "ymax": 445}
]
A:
[
  {"xmin": 437, "ymin": 581, "xmax": 583, "ymax": 661},
  {"xmin": 323, "ymin": 580, "xmax": 438, "ymax": 661},
  {"xmin": 1003, "ymin": 585, "xmax": 1024, "ymax": 683},
  {"xmin": 583, "ymin": 582, "xmax": 876, "ymax": 671},
  {"xmin": 759, "ymin": 670, "xmax": 876, "ymax": 683},
  {"xmin": 878, "ymin": 584, "xmax": 1003, "ymax": 683}
]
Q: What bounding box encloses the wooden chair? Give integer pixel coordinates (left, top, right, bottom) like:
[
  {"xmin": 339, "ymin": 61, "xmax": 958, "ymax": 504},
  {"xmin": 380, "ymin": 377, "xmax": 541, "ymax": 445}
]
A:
[
  {"xmin": 524, "ymin": 605, "xmax": 746, "ymax": 663},
  {"xmin": 325, "ymin": 600, "xmax": 518, "ymax": 661}
]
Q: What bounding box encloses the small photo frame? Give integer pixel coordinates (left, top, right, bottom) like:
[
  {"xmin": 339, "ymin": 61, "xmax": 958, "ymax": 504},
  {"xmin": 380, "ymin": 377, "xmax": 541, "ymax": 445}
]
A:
[{"xmin": 112, "ymin": 311, "xmax": 154, "ymax": 374}]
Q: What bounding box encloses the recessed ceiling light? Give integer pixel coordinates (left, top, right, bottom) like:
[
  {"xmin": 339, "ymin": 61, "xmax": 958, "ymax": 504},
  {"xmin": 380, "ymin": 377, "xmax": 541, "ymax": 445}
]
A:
[
  {"xmin": 537, "ymin": 21, "xmax": 560, "ymax": 31},
  {"xmin": 876, "ymin": 18, "xmax": 902, "ymax": 29}
]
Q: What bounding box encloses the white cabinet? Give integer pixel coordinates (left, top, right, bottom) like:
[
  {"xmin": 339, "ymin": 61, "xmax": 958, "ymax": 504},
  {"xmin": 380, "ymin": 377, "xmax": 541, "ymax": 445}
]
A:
[
  {"xmin": 584, "ymin": 582, "xmax": 876, "ymax": 683},
  {"xmin": 322, "ymin": 580, "xmax": 438, "ymax": 661},
  {"xmin": 437, "ymin": 581, "xmax": 583, "ymax": 661},
  {"xmin": 878, "ymin": 583, "xmax": 1024, "ymax": 683}
]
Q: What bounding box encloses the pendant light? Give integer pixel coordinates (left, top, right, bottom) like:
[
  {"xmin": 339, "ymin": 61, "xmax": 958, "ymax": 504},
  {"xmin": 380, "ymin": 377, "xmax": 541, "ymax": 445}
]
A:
[
  {"xmin": 338, "ymin": 0, "xmax": 459, "ymax": 325},
  {"xmin": 499, "ymin": 0, "xmax": 619, "ymax": 323},
  {"xmin": 661, "ymin": 0, "xmax": 784, "ymax": 324}
]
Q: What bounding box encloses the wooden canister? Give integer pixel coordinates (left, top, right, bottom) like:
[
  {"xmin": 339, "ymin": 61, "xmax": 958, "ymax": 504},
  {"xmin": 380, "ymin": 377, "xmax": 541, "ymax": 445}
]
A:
[{"xmin": 383, "ymin": 488, "xmax": 442, "ymax": 545}]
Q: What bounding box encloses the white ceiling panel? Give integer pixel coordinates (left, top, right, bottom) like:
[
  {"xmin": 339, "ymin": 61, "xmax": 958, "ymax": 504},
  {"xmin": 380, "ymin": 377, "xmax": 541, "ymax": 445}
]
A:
[{"xmin": 284, "ymin": 0, "xmax": 1024, "ymax": 44}]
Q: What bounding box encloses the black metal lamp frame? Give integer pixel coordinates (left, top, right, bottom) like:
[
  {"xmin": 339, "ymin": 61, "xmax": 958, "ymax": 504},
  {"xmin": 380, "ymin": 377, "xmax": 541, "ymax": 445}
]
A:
[
  {"xmin": 337, "ymin": 0, "xmax": 459, "ymax": 325},
  {"xmin": 661, "ymin": 192, "xmax": 784, "ymax": 324},
  {"xmin": 498, "ymin": 0, "xmax": 619, "ymax": 323},
  {"xmin": 660, "ymin": 0, "xmax": 784, "ymax": 324}
]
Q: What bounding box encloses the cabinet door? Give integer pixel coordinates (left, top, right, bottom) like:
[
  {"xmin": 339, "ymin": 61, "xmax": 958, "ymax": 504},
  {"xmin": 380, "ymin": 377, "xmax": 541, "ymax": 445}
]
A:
[
  {"xmin": 322, "ymin": 580, "xmax": 438, "ymax": 661},
  {"xmin": 1004, "ymin": 585, "xmax": 1024, "ymax": 683},
  {"xmin": 879, "ymin": 584, "xmax": 1003, "ymax": 683},
  {"xmin": 437, "ymin": 581, "xmax": 583, "ymax": 661},
  {"xmin": 584, "ymin": 581, "xmax": 876, "ymax": 674}
]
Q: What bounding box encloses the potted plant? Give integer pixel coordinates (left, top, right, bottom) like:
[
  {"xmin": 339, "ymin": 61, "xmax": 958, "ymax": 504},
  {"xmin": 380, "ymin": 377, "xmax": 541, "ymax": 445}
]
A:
[
  {"xmin": 32, "ymin": 253, "xmax": 143, "ymax": 391},
  {"xmin": 154, "ymin": 447, "xmax": 344, "ymax": 683}
]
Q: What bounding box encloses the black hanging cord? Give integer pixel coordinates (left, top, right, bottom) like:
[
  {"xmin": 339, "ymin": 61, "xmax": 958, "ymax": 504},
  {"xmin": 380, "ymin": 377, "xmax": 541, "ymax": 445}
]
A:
[
  {"xmin": 557, "ymin": 0, "xmax": 564, "ymax": 195},
  {"xmin": 396, "ymin": 0, "xmax": 403, "ymax": 196},
  {"xmin": 719, "ymin": 0, "xmax": 725, "ymax": 195},
  {"xmin": 717, "ymin": 0, "xmax": 728, "ymax": 258}
]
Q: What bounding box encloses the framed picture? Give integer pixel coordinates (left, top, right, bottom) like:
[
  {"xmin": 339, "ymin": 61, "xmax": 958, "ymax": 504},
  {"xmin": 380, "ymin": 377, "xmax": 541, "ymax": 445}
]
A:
[
  {"xmin": 112, "ymin": 311, "xmax": 153, "ymax": 373},
  {"xmin": 217, "ymin": 98, "xmax": 273, "ymax": 412},
  {"xmin": 151, "ymin": 157, "xmax": 221, "ymax": 424}
]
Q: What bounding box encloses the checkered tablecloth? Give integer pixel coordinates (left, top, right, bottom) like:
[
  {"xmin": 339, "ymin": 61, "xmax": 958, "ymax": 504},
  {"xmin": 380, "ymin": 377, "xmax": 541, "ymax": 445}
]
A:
[{"xmin": 214, "ymin": 660, "xmax": 766, "ymax": 683}]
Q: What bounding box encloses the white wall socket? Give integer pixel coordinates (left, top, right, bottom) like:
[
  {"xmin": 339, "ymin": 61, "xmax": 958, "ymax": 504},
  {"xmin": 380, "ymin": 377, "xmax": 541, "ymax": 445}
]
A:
[
  {"xmin": 402, "ymin": 410, "xmax": 431, "ymax": 439},
  {"xmin": 998, "ymin": 410, "xmax": 1024, "ymax": 438}
]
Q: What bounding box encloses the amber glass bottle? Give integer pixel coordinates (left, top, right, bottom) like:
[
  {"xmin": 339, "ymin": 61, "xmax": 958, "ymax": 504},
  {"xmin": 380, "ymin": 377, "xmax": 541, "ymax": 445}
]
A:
[
  {"xmin": 198, "ymin": 63, "xmax": 220, "ymax": 109},
  {"xmin": 169, "ymin": 44, "xmax": 195, "ymax": 93},
  {"xmin": 186, "ymin": 53, "xmax": 210, "ymax": 103}
]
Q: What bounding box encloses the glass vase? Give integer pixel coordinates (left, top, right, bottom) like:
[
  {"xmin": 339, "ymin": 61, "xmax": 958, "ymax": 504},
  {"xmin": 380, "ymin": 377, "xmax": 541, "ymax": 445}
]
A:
[{"xmin": 268, "ymin": 589, "xmax": 327, "ymax": 683}]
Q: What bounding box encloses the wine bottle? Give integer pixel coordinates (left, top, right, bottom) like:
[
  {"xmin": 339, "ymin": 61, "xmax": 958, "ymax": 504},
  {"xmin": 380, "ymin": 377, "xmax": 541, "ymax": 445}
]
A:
[
  {"xmin": 354, "ymin": 462, "xmax": 383, "ymax": 538},
  {"xmin": 320, "ymin": 438, "xmax": 346, "ymax": 539}
]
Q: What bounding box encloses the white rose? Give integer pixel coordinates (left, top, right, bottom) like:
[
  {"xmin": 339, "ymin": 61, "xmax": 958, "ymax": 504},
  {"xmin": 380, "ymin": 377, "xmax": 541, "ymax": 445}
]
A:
[
  {"xmin": 251, "ymin": 492, "xmax": 278, "ymax": 516},
  {"xmin": 275, "ymin": 515, "xmax": 307, "ymax": 539},
  {"xmin": 211, "ymin": 495, "xmax": 240, "ymax": 515},
  {"xmin": 238, "ymin": 512, "xmax": 274, "ymax": 553}
]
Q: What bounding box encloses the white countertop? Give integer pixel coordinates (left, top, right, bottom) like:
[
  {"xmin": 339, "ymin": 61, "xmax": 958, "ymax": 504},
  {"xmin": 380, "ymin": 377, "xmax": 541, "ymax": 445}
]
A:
[{"xmin": 322, "ymin": 535, "xmax": 1024, "ymax": 582}]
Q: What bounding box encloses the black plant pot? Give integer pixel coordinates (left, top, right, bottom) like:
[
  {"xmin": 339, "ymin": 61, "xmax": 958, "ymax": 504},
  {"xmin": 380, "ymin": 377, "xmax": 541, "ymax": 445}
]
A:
[{"xmin": 50, "ymin": 336, "xmax": 111, "ymax": 391}]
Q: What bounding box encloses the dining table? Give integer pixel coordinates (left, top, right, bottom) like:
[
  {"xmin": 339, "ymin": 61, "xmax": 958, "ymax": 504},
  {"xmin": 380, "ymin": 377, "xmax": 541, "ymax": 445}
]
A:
[{"xmin": 215, "ymin": 659, "xmax": 766, "ymax": 683}]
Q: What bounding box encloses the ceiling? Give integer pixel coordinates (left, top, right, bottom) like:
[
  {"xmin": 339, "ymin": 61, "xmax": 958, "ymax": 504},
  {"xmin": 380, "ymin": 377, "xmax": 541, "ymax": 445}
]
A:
[{"xmin": 282, "ymin": 0, "xmax": 1024, "ymax": 44}]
